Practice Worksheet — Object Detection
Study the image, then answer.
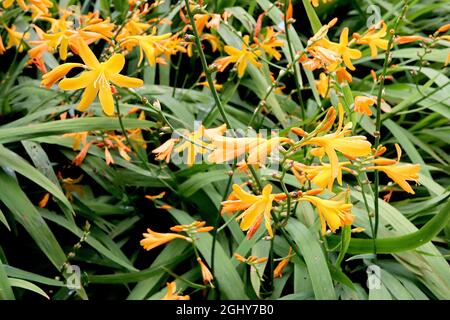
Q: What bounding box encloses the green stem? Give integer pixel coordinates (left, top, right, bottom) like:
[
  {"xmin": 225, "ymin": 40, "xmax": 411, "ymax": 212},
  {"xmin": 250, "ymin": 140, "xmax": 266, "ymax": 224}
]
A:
[
  {"xmin": 327, "ymin": 197, "xmax": 450, "ymax": 254},
  {"xmin": 184, "ymin": 0, "xmax": 232, "ymax": 130},
  {"xmin": 283, "ymin": 0, "xmax": 306, "ymax": 122},
  {"xmin": 373, "ymin": 0, "xmax": 409, "ymax": 240}
]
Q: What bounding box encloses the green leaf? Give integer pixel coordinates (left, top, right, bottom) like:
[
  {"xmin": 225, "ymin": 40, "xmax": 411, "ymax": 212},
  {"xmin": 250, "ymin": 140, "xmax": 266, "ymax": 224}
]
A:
[
  {"xmin": 167, "ymin": 207, "xmax": 249, "ymax": 299},
  {"xmin": 285, "ymin": 219, "xmax": 337, "ymax": 300},
  {"xmin": 0, "ymin": 258, "xmax": 15, "ymax": 300},
  {"xmin": 0, "ymin": 145, "xmax": 73, "ymax": 213},
  {"xmin": 9, "ymin": 278, "xmax": 50, "ymax": 299},
  {"xmin": 0, "ymin": 172, "xmax": 67, "ymax": 270},
  {"xmin": 0, "ymin": 117, "xmax": 156, "ymax": 144}
]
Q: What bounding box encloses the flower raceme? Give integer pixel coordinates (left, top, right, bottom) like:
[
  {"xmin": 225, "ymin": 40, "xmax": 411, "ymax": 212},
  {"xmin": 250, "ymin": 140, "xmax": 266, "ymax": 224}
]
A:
[
  {"xmin": 41, "ymin": 38, "xmax": 143, "ymax": 116},
  {"xmin": 120, "ymin": 27, "xmax": 172, "ymax": 66},
  {"xmin": 300, "ymin": 194, "xmax": 354, "ymax": 235},
  {"xmin": 207, "ymin": 135, "xmax": 293, "ymax": 165},
  {"xmin": 291, "ymin": 161, "xmax": 352, "ymax": 191},
  {"xmin": 140, "ymin": 228, "xmax": 190, "ymax": 251},
  {"xmin": 366, "ymin": 144, "xmax": 421, "ymax": 194},
  {"xmin": 221, "ymin": 184, "xmax": 286, "ymax": 238},
  {"xmin": 301, "ymin": 104, "xmax": 372, "ymax": 181}
]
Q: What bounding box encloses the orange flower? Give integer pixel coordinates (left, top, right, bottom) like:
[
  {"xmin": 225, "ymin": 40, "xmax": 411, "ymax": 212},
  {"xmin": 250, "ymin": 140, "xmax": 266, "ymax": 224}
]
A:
[
  {"xmin": 140, "ymin": 228, "xmax": 190, "ymax": 251},
  {"xmin": 274, "ymin": 247, "xmax": 292, "ymax": 278},
  {"xmin": 302, "ymin": 104, "xmax": 372, "ymax": 181},
  {"xmin": 234, "ymin": 253, "xmax": 268, "ymax": 264},
  {"xmin": 300, "ymin": 195, "xmax": 354, "ymax": 235},
  {"xmin": 394, "ymin": 35, "xmax": 425, "ymax": 45},
  {"xmin": 161, "ymin": 282, "xmax": 190, "ymax": 300},
  {"xmin": 197, "ymin": 258, "xmax": 214, "ymax": 286},
  {"xmin": 354, "ymin": 96, "xmax": 376, "ymax": 116},
  {"xmin": 145, "ymin": 191, "xmax": 166, "ymax": 201},
  {"xmin": 335, "ymin": 67, "xmax": 352, "ymax": 83},
  {"xmin": 170, "ymin": 221, "xmax": 214, "ymax": 233},
  {"xmin": 356, "ymin": 21, "xmax": 388, "ymax": 58},
  {"xmin": 221, "ymin": 184, "xmax": 286, "ymax": 238},
  {"xmin": 318, "ymin": 27, "xmax": 362, "ymax": 70},
  {"xmin": 152, "ymin": 138, "xmax": 179, "ymax": 163},
  {"xmin": 38, "ymin": 192, "xmax": 50, "ymax": 208},
  {"xmin": 316, "ymin": 72, "xmax": 329, "ymax": 98},
  {"xmin": 215, "ymin": 35, "xmax": 262, "ymax": 77},
  {"xmin": 366, "ymin": 144, "xmax": 420, "ymax": 194},
  {"xmin": 292, "ymin": 161, "xmax": 352, "ymax": 191}
]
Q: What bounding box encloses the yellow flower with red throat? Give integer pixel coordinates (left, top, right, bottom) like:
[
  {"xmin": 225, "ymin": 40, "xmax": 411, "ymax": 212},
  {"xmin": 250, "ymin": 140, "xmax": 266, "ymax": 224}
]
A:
[
  {"xmin": 354, "ymin": 96, "xmax": 376, "ymax": 116},
  {"xmin": 302, "ymin": 104, "xmax": 372, "ymax": 182},
  {"xmin": 140, "ymin": 228, "xmax": 190, "ymax": 251},
  {"xmin": 356, "ymin": 21, "xmax": 389, "ymax": 58},
  {"xmin": 221, "ymin": 184, "xmax": 286, "ymax": 238},
  {"xmin": 162, "ymin": 282, "xmax": 190, "ymax": 300},
  {"xmin": 300, "ymin": 193, "xmax": 354, "ymax": 235},
  {"xmin": 366, "ymin": 144, "xmax": 420, "ymax": 194},
  {"xmin": 43, "ymin": 38, "xmax": 143, "ymax": 116},
  {"xmin": 214, "ymin": 35, "xmax": 262, "ymax": 78}
]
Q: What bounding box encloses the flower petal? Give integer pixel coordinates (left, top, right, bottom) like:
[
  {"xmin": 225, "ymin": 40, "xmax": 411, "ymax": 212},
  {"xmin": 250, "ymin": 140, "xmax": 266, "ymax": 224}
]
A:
[
  {"xmin": 109, "ymin": 73, "xmax": 143, "ymax": 88},
  {"xmin": 77, "ymin": 38, "xmax": 100, "ymax": 68},
  {"xmin": 99, "ymin": 83, "xmax": 114, "ymax": 116},
  {"xmin": 59, "ymin": 71, "xmax": 95, "ymax": 90},
  {"xmin": 104, "ymin": 54, "xmax": 125, "ymax": 75},
  {"xmin": 77, "ymin": 84, "xmax": 99, "ymax": 112}
]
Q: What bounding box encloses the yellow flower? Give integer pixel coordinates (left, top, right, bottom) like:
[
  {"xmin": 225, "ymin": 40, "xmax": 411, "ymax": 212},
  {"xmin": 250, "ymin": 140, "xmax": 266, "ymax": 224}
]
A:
[
  {"xmin": 221, "ymin": 184, "xmax": 285, "ymax": 238},
  {"xmin": 246, "ymin": 137, "xmax": 293, "ymax": 165},
  {"xmin": 319, "ymin": 27, "xmax": 362, "ymax": 70},
  {"xmin": 161, "ymin": 282, "xmax": 190, "ymax": 300},
  {"xmin": 302, "ymin": 104, "xmax": 372, "ymax": 181},
  {"xmin": 207, "ymin": 136, "xmax": 263, "ymax": 163},
  {"xmin": 292, "ymin": 161, "xmax": 351, "ymax": 191},
  {"xmin": 316, "ymin": 72, "xmax": 329, "ymax": 98},
  {"xmin": 116, "ymin": 10, "xmax": 152, "ymax": 42},
  {"xmin": 53, "ymin": 38, "xmax": 143, "ymax": 116},
  {"xmin": 174, "ymin": 124, "xmax": 227, "ymax": 166},
  {"xmin": 366, "ymin": 144, "xmax": 420, "ymax": 194},
  {"xmin": 120, "ymin": 27, "xmax": 172, "ymax": 66},
  {"xmin": 140, "ymin": 228, "xmax": 189, "ymax": 251},
  {"xmin": 354, "ymin": 96, "xmax": 376, "ymax": 116},
  {"xmin": 152, "ymin": 138, "xmax": 179, "ymax": 163},
  {"xmin": 256, "ymin": 27, "xmax": 284, "ymax": 61},
  {"xmin": 300, "ymin": 195, "xmax": 354, "ymax": 235},
  {"xmin": 41, "ymin": 63, "xmax": 84, "ymax": 88},
  {"xmin": 4, "ymin": 24, "xmax": 29, "ymax": 52},
  {"xmin": 356, "ymin": 21, "xmax": 389, "ymax": 58},
  {"xmin": 207, "ymin": 135, "xmax": 292, "ymax": 165},
  {"xmin": 218, "ymin": 35, "xmax": 262, "ymax": 77},
  {"xmin": 3, "ymin": 0, "xmax": 27, "ymax": 9}
]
